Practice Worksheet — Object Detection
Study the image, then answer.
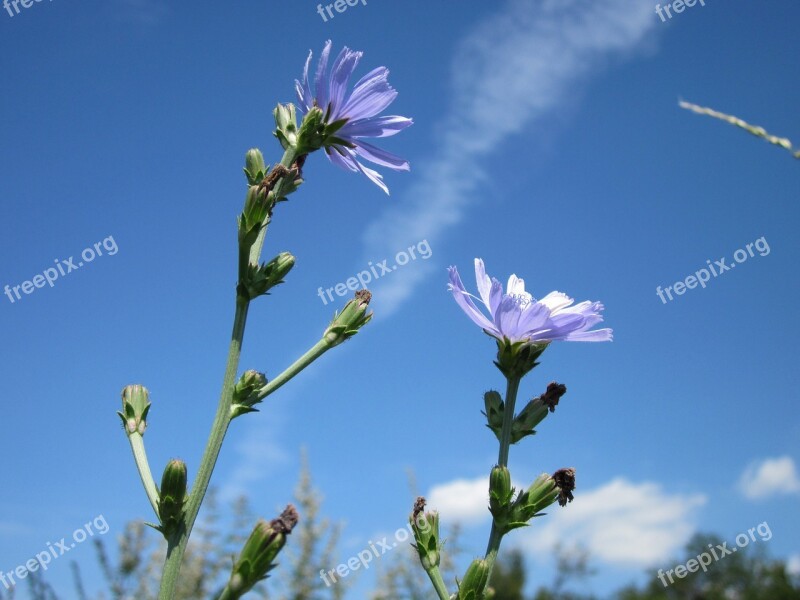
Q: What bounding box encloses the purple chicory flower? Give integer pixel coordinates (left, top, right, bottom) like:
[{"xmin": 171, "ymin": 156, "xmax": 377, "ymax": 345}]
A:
[
  {"xmin": 295, "ymin": 40, "xmax": 413, "ymax": 194},
  {"xmin": 447, "ymin": 259, "xmax": 613, "ymax": 344}
]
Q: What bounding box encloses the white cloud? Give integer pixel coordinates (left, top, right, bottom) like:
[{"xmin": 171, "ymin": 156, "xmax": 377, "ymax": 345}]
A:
[
  {"xmin": 787, "ymin": 554, "xmax": 800, "ymax": 577},
  {"xmin": 363, "ymin": 0, "xmax": 656, "ymax": 315},
  {"xmin": 427, "ymin": 475, "xmax": 706, "ymax": 568},
  {"xmin": 737, "ymin": 456, "xmax": 800, "ymax": 501},
  {"xmin": 520, "ymin": 478, "xmax": 706, "ymax": 567},
  {"xmin": 427, "ymin": 476, "xmax": 493, "ymax": 524}
]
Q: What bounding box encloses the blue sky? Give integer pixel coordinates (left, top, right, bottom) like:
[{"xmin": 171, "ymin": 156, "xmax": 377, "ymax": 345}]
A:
[{"xmin": 1, "ymin": 0, "xmax": 799, "ymax": 598}]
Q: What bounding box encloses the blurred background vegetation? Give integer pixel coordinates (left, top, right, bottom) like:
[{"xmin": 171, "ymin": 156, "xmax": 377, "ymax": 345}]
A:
[{"xmin": 2, "ymin": 458, "xmax": 798, "ymax": 600}]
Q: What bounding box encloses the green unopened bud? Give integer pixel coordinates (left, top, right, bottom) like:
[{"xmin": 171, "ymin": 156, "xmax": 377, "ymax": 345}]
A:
[
  {"xmin": 489, "ymin": 466, "xmax": 515, "ymax": 518},
  {"xmin": 244, "ymin": 148, "xmax": 268, "ymax": 186},
  {"xmin": 458, "ymin": 559, "xmax": 490, "ymax": 600},
  {"xmin": 117, "ymin": 385, "xmax": 151, "ymax": 436},
  {"xmin": 494, "ymin": 339, "xmax": 548, "ymax": 379},
  {"xmin": 157, "ymin": 459, "xmax": 187, "ymax": 538},
  {"xmin": 482, "ymin": 391, "xmax": 504, "ymax": 438},
  {"xmin": 410, "ymin": 497, "xmax": 441, "ymax": 570},
  {"xmin": 274, "ymin": 103, "xmax": 299, "ymax": 151},
  {"xmin": 324, "ymin": 290, "xmax": 373, "ymax": 347},
  {"xmin": 510, "ymin": 399, "xmax": 548, "ymax": 442},
  {"xmin": 502, "ymin": 473, "xmax": 561, "ymax": 533},
  {"xmin": 239, "ymin": 252, "xmax": 296, "ymax": 300},
  {"xmin": 231, "ymin": 370, "xmax": 268, "ymax": 418},
  {"xmin": 239, "ymin": 185, "xmax": 270, "ymax": 250},
  {"xmin": 511, "ymin": 382, "xmax": 567, "ymax": 442},
  {"xmin": 228, "ymin": 506, "xmax": 299, "ymax": 597}
]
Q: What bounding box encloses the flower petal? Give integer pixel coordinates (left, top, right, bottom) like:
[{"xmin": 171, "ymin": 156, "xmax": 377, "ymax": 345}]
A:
[
  {"xmin": 353, "ymin": 140, "xmax": 410, "ymax": 171},
  {"xmin": 496, "ymin": 296, "xmax": 525, "ymax": 340},
  {"xmin": 563, "ymin": 328, "xmax": 614, "ymax": 342},
  {"xmin": 489, "ymin": 278, "xmax": 503, "ymax": 317},
  {"xmin": 339, "ymin": 115, "xmax": 414, "ymax": 139},
  {"xmin": 328, "ymin": 47, "xmax": 362, "ymax": 119},
  {"xmin": 314, "ymin": 40, "xmax": 333, "ymax": 110},
  {"xmin": 474, "ymin": 259, "xmax": 493, "ymax": 309},
  {"xmin": 448, "ymin": 266, "xmax": 498, "ymax": 334},
  {"xmin": 517, "ymin": 302, "xmax": 551, "ymax": 336},
  {"xmin": 507, "ymin": 274, "xmax": 526, "ymax": 296},
  {"xmin": 326, "ymin": 146, "xmax": 359, "ymax": 173},
  {"xmin": 295, "ymin": 50, "xmax": 315, "ymax": 112},
  {"xmin": 539, "ymin": 291, "xmax": 574, "ymax": 312}
]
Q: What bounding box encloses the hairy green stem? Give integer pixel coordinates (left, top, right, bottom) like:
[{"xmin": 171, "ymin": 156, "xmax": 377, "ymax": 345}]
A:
[
  {"xmin": 158, "ymin": 297, "xmax": 250, "ymax": 599},
  {"xmin": 423, "ymin": 565, "xmax": 452, "ymax": 600},
  {"xmin": 482, "ymin": 374, "xmax": 522, "ymax": 589},
  {"xmin": 216, "ymin": 586, "xmax": 236, "ymax": 600},
  {"xmin": 127, "ymin": 432, "xmax": 159, "ymax": 518},
  {"xmin": 256, "ymin": 338, "xmax": 331, "ymax": 402},
  {"xmin": 158, "ymin": 148, "xmax": 300, "ymax": 599}
]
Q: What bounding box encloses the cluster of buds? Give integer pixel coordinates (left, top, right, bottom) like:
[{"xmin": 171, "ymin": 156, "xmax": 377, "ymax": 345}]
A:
[
  {"xmin": 488, "ymin": 466, "xmax": 576, "ymax": 536},
  {"xmin": 237, "ymin": 146, "xmax": 302, "ymax": 299}
]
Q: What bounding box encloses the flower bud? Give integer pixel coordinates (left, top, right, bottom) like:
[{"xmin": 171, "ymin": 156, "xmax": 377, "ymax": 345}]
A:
[
  {"xmin": 482, "ymin": 391, "xmax": 505, "ymax": 439},
  {"xmin": 458, "ymin": 559, "xmax": 490, "ymax": 600},
  {"xmin": 273, "ymin": 103, "xmax": 299, "ymax": 150},
  {"xmin": 243, "ymin": 148, "xmax": 268, "ymax": 186},
  {"xmin": 410, "ymin": 497, "xmax": 441, "ymax": 570},
  {"xmin": 239, "ymin": 252, "xmax": 296, "ymax": 300},
  {"xmin": 227, "ymin": 506, "xmax": 299, "ymax": 596},
  {"xmin": 323, "ymin": 290, "xmax": 373, "ymax": 347},
  {"xmin": 117, "ymin": 384, "xmax": 151, "ymax": 436},
  {"xmin": 157, "ymin": 459, "xmax": 187, "ymax": 538},
  {"xmin": 502, "ymin": 473, "xmax": 562, "ymax": 533},
  {"xmin": 488, "ymin": 466, "xmax": 515, "ymax": 519},
  {"xmin": 239, "ymin": 185, "xmax": 270, "ymax": 247},
  {"xmin": 231, "ymin": 370, "xmax": 268, "ymax": 418}
]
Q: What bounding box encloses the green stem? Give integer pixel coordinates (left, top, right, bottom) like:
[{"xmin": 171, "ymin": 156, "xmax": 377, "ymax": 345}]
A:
[
  {"xmin": 423, "ymin": 565, "xmax": 451, "ymax": 600},
  {"xmin": 255, "ymin": 338, "xmax": 331, "ymax": 402},
  {"xmin": 158, "ymin": 146, "xmax": 305, "ymax": 599},
  {"xmin": 127, "ymin": 432, "xmax": 159, "ymax": 518},
  {"xmin": 158, "ymin": 297, "xmax": 250, "ymax": 599},
  {"xmin": 216, "ymin": 585, "xmax": 236, "ymax": 600},
  {"xmin": 482, "ymin": 374, "xmax": 522, "ymax": 589}
]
